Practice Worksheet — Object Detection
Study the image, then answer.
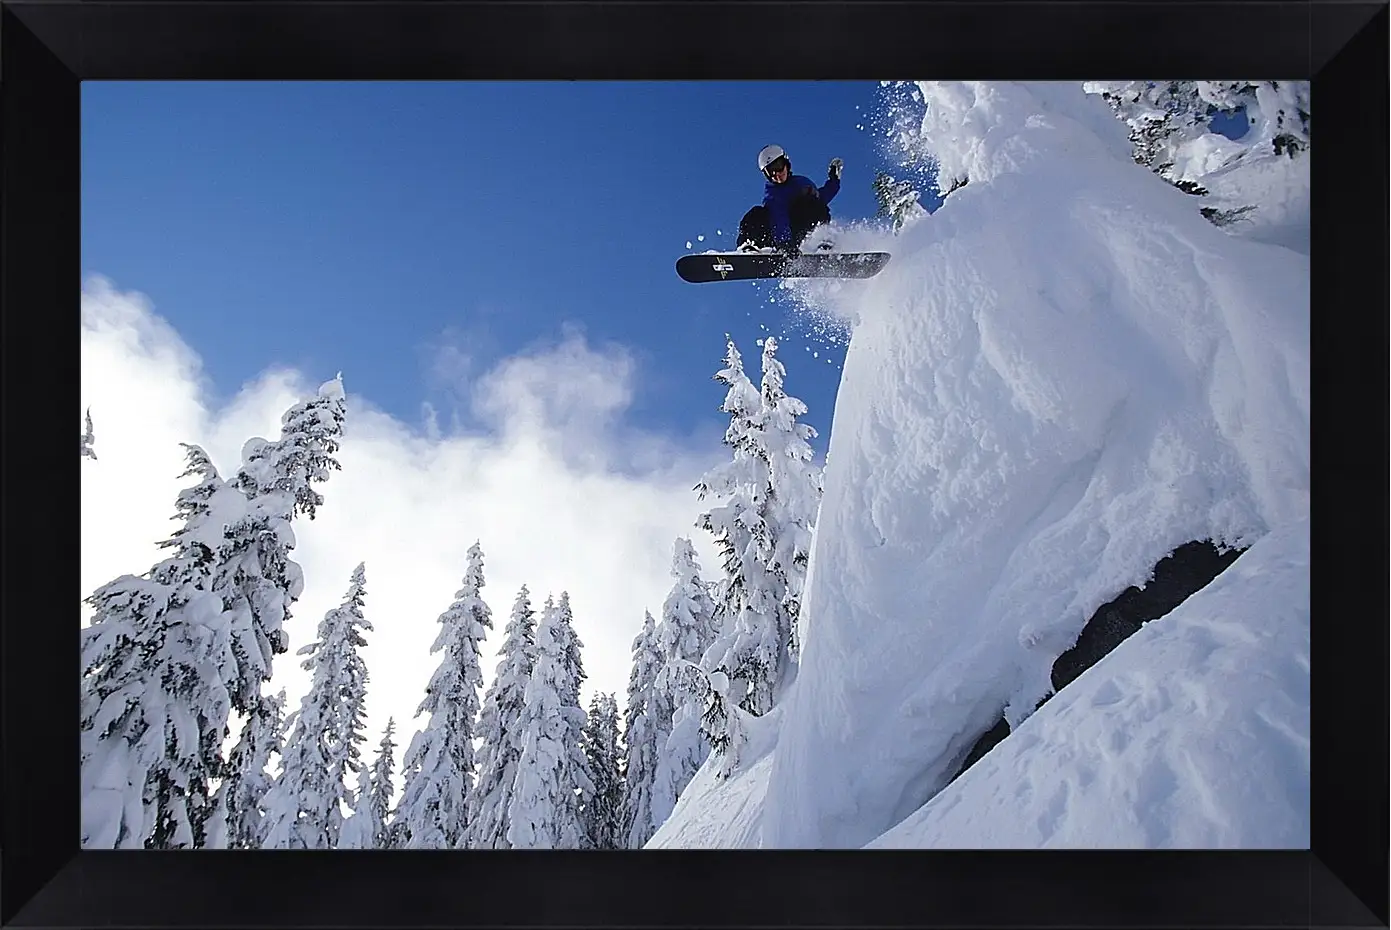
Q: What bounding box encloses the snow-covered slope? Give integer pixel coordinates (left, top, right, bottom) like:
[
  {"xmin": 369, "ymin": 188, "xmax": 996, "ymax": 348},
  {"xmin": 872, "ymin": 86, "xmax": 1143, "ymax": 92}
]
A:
[
  {"xmin": 648, "ymin": 709, "xmax": 781, "ymax": 849},
  {"xmin": 867, "ymin": 517, "xmax": 1309, "ymax": 849},
  {"xmin": 1187, "ymin": 146, "xmax": 1310, "ymax": 254},
  {"xmin": 649, "ymin": 82, "xmax": 1309, "ymax": 850}
]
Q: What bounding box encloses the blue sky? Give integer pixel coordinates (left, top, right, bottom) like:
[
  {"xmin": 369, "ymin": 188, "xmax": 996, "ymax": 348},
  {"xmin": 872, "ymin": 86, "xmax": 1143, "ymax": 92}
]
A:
[{"xmin": 83, "ymin": 81, "xmax": 932, "ymax": 461}]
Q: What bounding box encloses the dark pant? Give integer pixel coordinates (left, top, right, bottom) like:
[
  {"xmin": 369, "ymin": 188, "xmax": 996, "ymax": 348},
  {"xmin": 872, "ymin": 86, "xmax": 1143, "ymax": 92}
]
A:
[{"xmin": 738, "ymin": 194, "xmax": 832, "ymax": 252}]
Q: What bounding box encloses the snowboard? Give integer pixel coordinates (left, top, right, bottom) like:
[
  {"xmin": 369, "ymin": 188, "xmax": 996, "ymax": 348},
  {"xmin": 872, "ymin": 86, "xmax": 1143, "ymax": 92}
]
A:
[{"xmin": 676, "ymin": 250, "xmax": 891, "ymax": 284}]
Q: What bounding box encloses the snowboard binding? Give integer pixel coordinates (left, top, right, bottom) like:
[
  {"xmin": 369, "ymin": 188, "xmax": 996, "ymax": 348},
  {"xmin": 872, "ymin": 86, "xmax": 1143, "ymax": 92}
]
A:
[{"xmin": 735, "ymin": 239, "xmax": 835, "ymax": 256}]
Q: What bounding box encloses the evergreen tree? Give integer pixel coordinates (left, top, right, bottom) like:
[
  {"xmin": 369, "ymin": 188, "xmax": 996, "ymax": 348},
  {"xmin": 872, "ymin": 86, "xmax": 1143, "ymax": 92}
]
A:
[
  {"xmin": 1085, "ymin": 81, "xmax": 1310, "ymax": 221},
  {"xmin": 213, "ymin": 688, "xmax": 287, "ymax": 849},
  {"xmin": 750, "ymin": 335, "xmax": 822, "ymax": 666},
  {"xmin": 340, "ymin": 719, "xmax": 397, "ymax": 849},
  {"xmin": 872, "ymin": 170, "xmax": 926, "ymax": 232},
  {"xmin": 695, "ymin": 667, "xmax": 746, "ymax": 781},
  {"xmin": 699, "ymin": 337, "xmax": 821, "ymax": 720},
  {"xmin": 578, "ymin": 692, "xmax": 625, "ymax": 849},
  {"xmin": 1086, "ymin": 80, "xmax": 1211, "ymax": 186},
  {"xmin": 650, "ymin": 538, "xmax": 717, "ymax": 826},
  {"xmin": 80, "ymin": 408, "xmax": 97, "ymax": 460},
  {"xmin": 692, "ymin": 337, "xmax": 764, "ymax": 771},
  {"xmin": 339, "ymin": 764, "xmax": 377, "ymax": 850},
  {"xmin": 217, "ymin": 377, "xmax": 347, "ymax": 719},
  {"xmin": 260, "ymin": 563, "xmax": 373, "ymax": 849},
  {"xmin": 554, "ymin": 592, "xmax": 586, "ymax": 716},
  {"xmin": 393, "ymin": 542, "xmax": 493, "ymax": 849},
  {"xmin": 1248, "ymin": 81, "xmax": 1310, "ymax": 156},
  {"xmin": 622, "ymin": 611, "xmax": 667, "ymax": 847},
  {"xmin": 466, "ymin": 585, "xmax": 538, "ymax": 848},
  {"xmin": 657, "ymin": 538, "xmax": 718, "ymax": 681},
  {"xmin": 694, "ymin": 336, "xmax": 761, "ymax": 652},
  {"xmin": 506, "ymin": 599, "xmax": 589, "ymax": 849},
  {"xmin": 80, "ymin": 445, "xmax": 237, "ymax": 849},
  {"xmin": 232, "ymin": 374, "xmax": 347, "ymax": 521},
  {"xmin": 364, "ymin": 719, "xmax": 398, "ymax": 848},
  {"xmin": 692, "ymin": 337, "xmax": 822, "ymax": 776},
  {"xmin": 552, "ymin": 591, "xmax": 596, "ymax": 845},
  {"xmin": 81, "ymin": 379, "xmax": 346, "ymax": 850}
]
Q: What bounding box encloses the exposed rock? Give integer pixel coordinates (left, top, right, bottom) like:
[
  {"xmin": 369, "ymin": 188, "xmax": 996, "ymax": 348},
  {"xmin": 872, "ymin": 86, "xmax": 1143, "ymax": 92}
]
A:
[{"xmin": 949, "ymin": 539, "xmax": 1248, "ymax": 785}]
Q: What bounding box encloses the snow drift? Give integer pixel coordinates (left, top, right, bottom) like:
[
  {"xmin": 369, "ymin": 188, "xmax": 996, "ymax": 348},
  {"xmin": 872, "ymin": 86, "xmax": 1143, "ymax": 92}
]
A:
[{"xmin": 649, "ymin": 81, "xmax": 1309, "ymax": 849}]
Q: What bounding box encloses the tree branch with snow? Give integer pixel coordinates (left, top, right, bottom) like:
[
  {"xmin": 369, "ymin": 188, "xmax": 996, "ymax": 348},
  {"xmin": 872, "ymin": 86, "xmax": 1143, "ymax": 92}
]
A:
[{"xmin": 81, "ymin": 408, "xmax": 97, "ymax": 460}]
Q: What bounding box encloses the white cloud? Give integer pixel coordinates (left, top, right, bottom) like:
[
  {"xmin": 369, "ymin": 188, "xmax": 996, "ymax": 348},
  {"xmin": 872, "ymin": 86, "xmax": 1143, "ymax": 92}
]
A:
[{"xmin": 80, "ymin": 275, "xmax": 726, "ymax": 773}]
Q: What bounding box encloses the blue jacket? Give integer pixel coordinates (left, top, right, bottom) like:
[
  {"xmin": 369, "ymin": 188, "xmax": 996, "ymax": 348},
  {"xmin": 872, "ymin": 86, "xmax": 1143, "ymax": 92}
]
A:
[{"xmin": 764, "ymin": 173, "xmax": 840, "ymax": 245}]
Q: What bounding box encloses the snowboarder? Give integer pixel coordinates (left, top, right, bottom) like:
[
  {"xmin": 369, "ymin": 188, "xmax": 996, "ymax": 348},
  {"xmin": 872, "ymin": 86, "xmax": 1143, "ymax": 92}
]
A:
[{"xmin": 737, "ymin": 144, "xmax": 843, "ymax": 254}]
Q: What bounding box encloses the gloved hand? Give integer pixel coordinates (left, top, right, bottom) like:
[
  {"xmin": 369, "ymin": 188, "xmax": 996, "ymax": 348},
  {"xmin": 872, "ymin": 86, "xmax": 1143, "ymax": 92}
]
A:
[{"xmin": 828, "ymin": 157, "xmax": 844, "ymax": 180}]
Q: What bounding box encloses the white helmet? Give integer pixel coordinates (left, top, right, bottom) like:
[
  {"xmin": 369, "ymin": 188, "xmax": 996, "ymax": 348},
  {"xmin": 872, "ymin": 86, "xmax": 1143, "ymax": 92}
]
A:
[{"xmin": 758, "ymin": 144, "xmax": 790, "ymax": 178}]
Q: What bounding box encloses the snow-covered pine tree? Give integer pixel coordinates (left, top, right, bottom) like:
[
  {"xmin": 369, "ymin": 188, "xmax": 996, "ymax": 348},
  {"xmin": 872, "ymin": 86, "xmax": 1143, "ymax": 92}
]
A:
[
  {"xmin": 83, "ymin": 380, "xmax": 345, "ymax": 849},
  {"xmin": 80, "ymin": 444, "xmax": 238, "ymax": 849},
  {"xmin": 1084, "ymin": 80, "xmax": 1310, "ymax": 222},
  {"xmin": 698, "ymin": 335, "xmax": 820, "ymax": 720},
  {"xmin": 1085, "ymin": 80, "xmax": 1212, "ymax": 189},
  {"xmin": 690, "ymin": 573, "xmax": 748, "ymax": 782},
  {"xmin": 232, "ymin": 373, "xmax": 347, "ymax": 521},
  {"xmin": 552, "ymin": 591, "xmax": 597, "ymax": 845},
  {"xmin": 692, "ymin": 337, "xmax": 822, "ymax": 776},
  {"xmin": 393, "ymin": 542, "xmax": 493, "ymax": 849},
  {"xmin": 217, "ymin": 376, "xmax": 347, "ymax": 721},
  {"xmin": 260, "ymin": 562, "xmax": 373, "ymax": 850},
  {"xmin": 505, "ymin": 598, "xmax": 589, "ymax": 849},
  {"xmin": 621, "ymin": 610, "xmax": 667, "ymax": 847},
  {"xmin": 213, "ymin": 688, "xmax": 287, "ymax": 849},
  {"xmin": 659, "ymin": 537, "xmax": 718, "ymax": 681},
  {"xmin": 554, "ymin": 592, "xmax": 586, "ymax": 717},
  {"xmin": 649, "ymin": 538, "xmax": 717, "ymax": 826},
  {"xmin": 694, "ymin": 337, "xmax": 760, "ymax": 660},
  {"xmin": 690, "ymin": 665, "xmax": 745, "ymax": 781},
  {"xmin": 1243, "ymin": 81, "xmax": 1310, "ymax": 156},
  {"xmin": 369, "ymin": 720, "xmax": 398, "ymax": 843},
  {"xmin": 692, "ymin": 336, "xmax": 765, "ymax": 772},
  {"xmin": 80, "ymin": 408, "xmax": 97, "ymax": 460},
  {"xmin": 728, "ymin": 339, "xmax": 794, "ymax": 713},
  {"xmin": 465, "ymin": 585, "xmax": 538, "ymax": 848},
  {"xmin": 872, "ymin": 170, "xmax": 926, "ymax": 232},
  {"xmin": 578, "ymin": 692, "xmax": 624, "ymax": 849},
  {"xmin": 750, "ymin": 334, "xmax": 822, "ymax": 668},
  {"xmin": 340, "ymin": 719, "xmax": 397, "ymax": 849},
  {"xmin": 339, "ymin": 763, "xmax": 377, "ymax": 850}
]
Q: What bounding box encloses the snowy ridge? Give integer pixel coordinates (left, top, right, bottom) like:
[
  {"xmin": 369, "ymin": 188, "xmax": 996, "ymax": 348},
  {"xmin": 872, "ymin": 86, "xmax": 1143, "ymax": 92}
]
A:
[{"xmin": 651, "ymin": 82, "xmax": 1308, "ymax": 849}]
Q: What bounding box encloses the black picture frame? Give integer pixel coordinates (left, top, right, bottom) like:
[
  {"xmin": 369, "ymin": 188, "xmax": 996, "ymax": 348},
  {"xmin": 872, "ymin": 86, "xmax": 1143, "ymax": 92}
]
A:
[{"xmin": 4, "ymin": 2, "xmax": 1385, "ymax": 927}]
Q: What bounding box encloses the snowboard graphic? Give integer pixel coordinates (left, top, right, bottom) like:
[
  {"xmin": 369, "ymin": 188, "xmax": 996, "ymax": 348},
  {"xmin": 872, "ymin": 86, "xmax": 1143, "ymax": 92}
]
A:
[{"xmin": 676, "ymin": 250, "xmax": 891, "ymax": 284}]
